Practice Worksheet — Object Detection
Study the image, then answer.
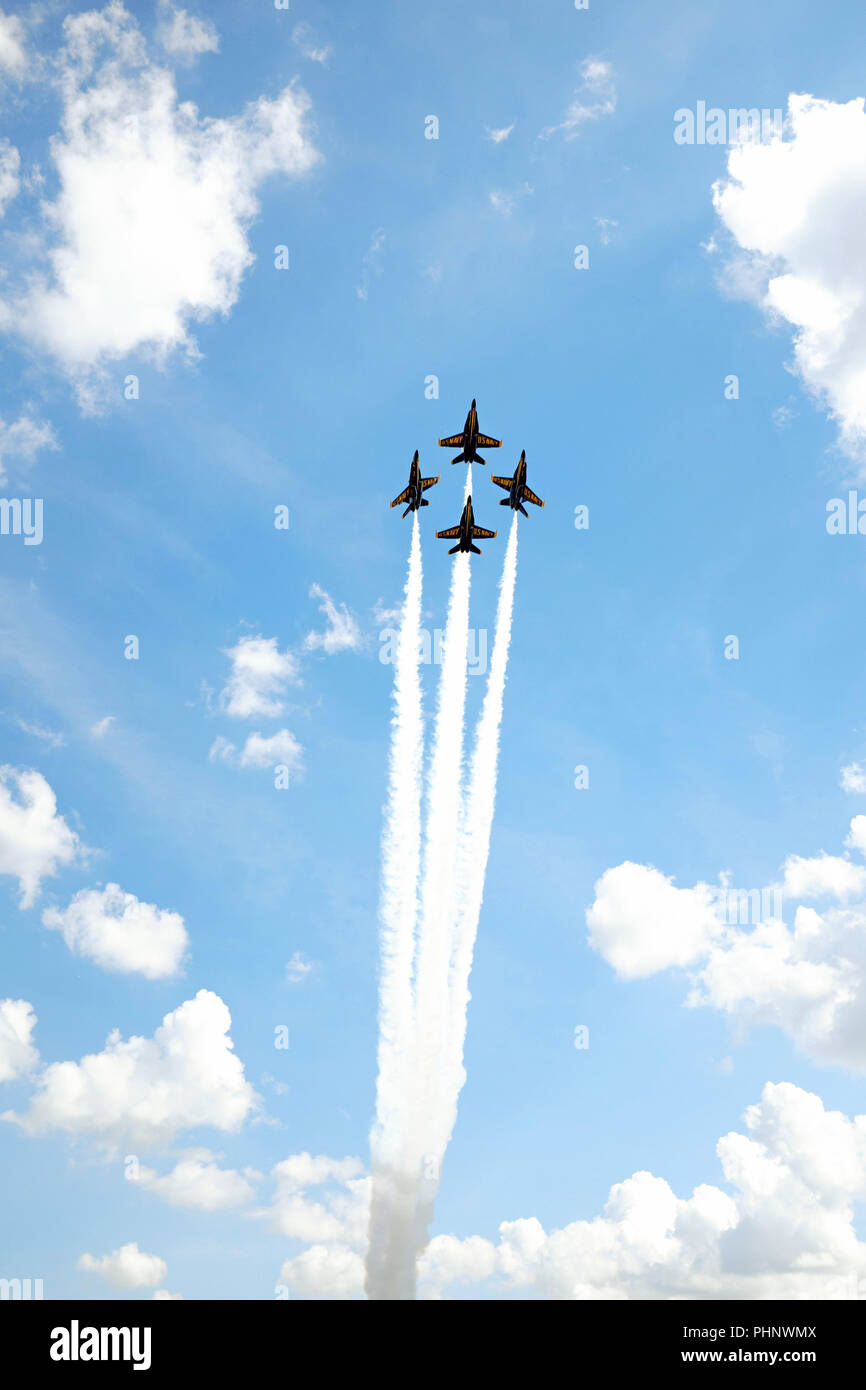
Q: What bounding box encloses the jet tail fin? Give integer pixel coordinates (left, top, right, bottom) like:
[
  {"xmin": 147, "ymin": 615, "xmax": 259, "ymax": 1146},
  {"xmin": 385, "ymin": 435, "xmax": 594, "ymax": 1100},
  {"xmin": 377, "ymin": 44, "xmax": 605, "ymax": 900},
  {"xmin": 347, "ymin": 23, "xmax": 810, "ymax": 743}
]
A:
[
  {"xmin": 448, "ymin": 543, "xmax": 461, "ymax": 555},
  {"xmin": 420, "ymin": 498, "xmax": 429, "ymax": 507},
  {"xmin": 469, "ymin": 543, "xmax": 481, "ymax": 555},
  {"xmin": 499, "ymin": 497, "xmax": 511, "ymax": 506},
  {"xmin": 451, "ymin": 453, "xmax": 466, "ymax": 466}
]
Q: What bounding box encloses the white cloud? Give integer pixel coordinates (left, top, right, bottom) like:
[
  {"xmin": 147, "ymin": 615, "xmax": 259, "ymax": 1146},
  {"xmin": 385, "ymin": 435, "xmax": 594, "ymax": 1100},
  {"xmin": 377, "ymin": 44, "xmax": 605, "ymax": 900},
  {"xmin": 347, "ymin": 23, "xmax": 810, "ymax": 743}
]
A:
[
  {"xmin": 420, "ymin": 1082, "xmax": 866, "ymax": 1299},
  {"xmin": 152, "ymin": 1288, "xmax": 183, "ymax": 1299},
  {"xmin": 138, "ymin": 1150, "xmax": 257, "ymax": 1210},
  {"xmin": 78, "ymin": 1242, "xmax": 166, "ymax": 1289},
  {"xmin": 286, "ymin": 950, "xmax": 315, "ymax": 984},
  {"xmin": 356, "ymin": 229, "xmax": 385, "ymax": 302},
  {"xmin": 280, "ymin": 1243, "xmax": 366, "ymax": 1299},
  {"xmin": 0, "ymin": 138, "xmax": 20, "ymax": 214},
  {"xmin": 488, "ymin": 183, "xmax": 533, "ymax": 218},
  {"xmin": 210, "ymin": 729, "xmax": 303, "ymax": 773},
  {"xmin": 596, "ymin": 216, "xmax": 618, "ymax": 245},
  {"xmin": 292, "ymin": 22, "xmax": 331, "ymax": 64},
  {"xmin": 0, "ymin": 10, "xmax": 27, "ymax": 77},
  {"xmin": 304, "ymin": 585, "xmax": 362, "ymax": 654},
  {"xmin": 1, "ymin": 3, "xmax": 319, "ymax": 403},
  {"xmin": 157, "ymin": 4, "xmax": 219, "ymax": 57},
  {"xmin": 0, "ymin": 766, "xmax": 82, "ymax": 908},
  {"xmin": 42, "ymin": 883, "xmax": 189, "ymax": 979},
  {"xmin": 841, "ymin": 761, "xmax": 866, "ymax": 793},
  {"xmin": 540, "ymin": 57, "xmax": 616, "ymax": 141},
  {"xmin": 4, "ymin": 989, "xmax": 258, "ymax": 1148},
  {"xmin": 847, "ymin": 815, "xmax": 866, "ymax": 855},
  {"xmin": 586, "ymin": 861, "xmax": 720, "ymax": 979},
  {"xmin": 219, "ymin": 635, "xmax": 299, "ymax": 720},
  {"xmin": 257, "ymin": 1152, "xmax": 368, "ymax": 1297},
  {"xmin": 713, "ymin": 94, "xmax": 866, "ymax": 459},
  {"xmin": 486, "ymin": 123, "xmax": 514, "ymax": 144},
  {"xmin": 263, "ymin": 1083, "xmax": 866, "ymax": 1299},
  {"xmin": 0, "ymin": 999, "xmax": 38, "ymax": 1082},
  {"xmin": 90, "ymin": 715, "xmax": 115, "ymax": 738},
  {"xmin": 782, "ymin": 851, "xmax": 866, "ymax": 900},
  {"xmin": 587, "ymin": 820, "xmax": 866, "ymax": 1069},
  {"xmin": 16, "ymin": 721, "xmax": 64, "ymax": 750},
  {"xmin": 0, "ymin": 414, "xmax": 58, "ymax": 484}
]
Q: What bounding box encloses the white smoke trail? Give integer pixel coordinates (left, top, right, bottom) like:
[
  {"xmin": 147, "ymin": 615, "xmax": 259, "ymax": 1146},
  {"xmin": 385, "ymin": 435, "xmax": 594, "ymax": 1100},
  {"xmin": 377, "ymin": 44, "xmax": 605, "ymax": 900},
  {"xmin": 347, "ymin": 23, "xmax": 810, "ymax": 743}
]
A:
[
  {"xmin": 442, "ymin": 512, "xmax": 519, "ymax": 1145},
  {"xmin": 407, "ymin": 470, "xmax": 474, "ymax": 1245},
  {"xmin": 365, "ymin": 515, "xmax": 425, "ymax": 1301}
]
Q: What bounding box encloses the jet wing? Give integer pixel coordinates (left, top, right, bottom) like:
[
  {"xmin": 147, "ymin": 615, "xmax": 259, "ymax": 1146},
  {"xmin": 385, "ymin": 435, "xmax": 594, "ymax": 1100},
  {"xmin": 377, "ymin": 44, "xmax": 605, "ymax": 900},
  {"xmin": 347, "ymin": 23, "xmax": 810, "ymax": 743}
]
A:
[
  {"xmin": 421, "ymin": 475, "xmax": 440, "ymax": 490},
  {"xmin": 491, "ymin": 475, "xmax": 512, "ymax": 491},
  {"xmin": 390, "ymin": 487, "xmax": 411, "ymax": 508},
  {"xmin": 471, "ymin": 526, "xmax": 497, "ymax": 540},
  {"xmin": 436, "ymin": 525, "xmax": 462, "ymax": 539},
  {"xmin": 438, "ymin": 434, "xmax": 465, "ymax": 448},
  {"xmin": 521, "ymin": 486, "xmax": 545, "ymax": 508},
  {"xmin": 476, "ymin": 434, "xmax": 501, "ymax": 448}
]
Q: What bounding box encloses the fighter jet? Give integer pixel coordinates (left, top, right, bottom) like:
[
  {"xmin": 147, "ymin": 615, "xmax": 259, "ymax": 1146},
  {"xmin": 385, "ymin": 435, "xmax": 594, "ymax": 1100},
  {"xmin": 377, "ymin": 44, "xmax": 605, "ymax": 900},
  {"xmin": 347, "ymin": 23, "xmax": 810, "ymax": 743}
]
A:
[
  {"xmin": 438, "ymin": 398, "xmax": 502, "ymax": 465},
  {"xmin": 436, "ymin": 495, "xmax": 497, "ymax": 555},
  {"xmin": 491, "ymin": 451, "xmax": 545, "ymax": 517},
  {"xmin": 390, "ymin": 450, "xmax": 440, "ymax": 518}
]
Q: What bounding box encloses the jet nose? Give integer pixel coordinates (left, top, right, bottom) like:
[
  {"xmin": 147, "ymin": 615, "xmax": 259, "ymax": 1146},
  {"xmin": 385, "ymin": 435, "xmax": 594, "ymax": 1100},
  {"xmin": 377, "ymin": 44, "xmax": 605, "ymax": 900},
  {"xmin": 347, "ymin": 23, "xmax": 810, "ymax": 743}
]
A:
[{"xmin": 471, "ymin": 398, "xmax": 476, "ymax": 407}]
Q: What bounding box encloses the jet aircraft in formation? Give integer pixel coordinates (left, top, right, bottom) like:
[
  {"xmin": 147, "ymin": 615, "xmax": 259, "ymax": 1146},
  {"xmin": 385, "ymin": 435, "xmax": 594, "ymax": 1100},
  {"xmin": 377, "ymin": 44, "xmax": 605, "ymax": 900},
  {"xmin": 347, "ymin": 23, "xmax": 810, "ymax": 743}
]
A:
[
  {"xmin": 389, "ymin": 399, "xmax": 543, "ymax": 558},
  {"xmin": 491, "ymin": 451, "xmax": 545, "ymax": 516},
  {"xmin": 435, "ymin": 496, "xmax": 497, "ymax": 555},
  {"xmin": 438, "ymin": 398, "xmax": 502, "ymax": 466},
  {"xmin": 390, "ymin": 450, "xmax": 440, "ymax": 517}
]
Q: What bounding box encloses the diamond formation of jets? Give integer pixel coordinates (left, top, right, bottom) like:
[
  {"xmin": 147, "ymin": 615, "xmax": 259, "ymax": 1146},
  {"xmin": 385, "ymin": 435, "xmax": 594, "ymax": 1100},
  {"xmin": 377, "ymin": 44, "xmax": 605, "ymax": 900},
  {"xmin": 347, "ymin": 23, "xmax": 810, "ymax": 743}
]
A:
[
  {"xmin": 438, "ymin": 398, "xmax": 502, "ymax": 466},
  {"xmin": 390, "ymin": 450, "xmax": 440, "ymax": 517},
  {"xmin": 491, "ymin": 450, "xmax": 545, "ymax": 517},
  {"xmin": 389, "ymin": 399, "xmax": 542, "ymax": 558},
  {"xmin": 436, "ymin": 495, "xmax": 497, "ymax": 555}
]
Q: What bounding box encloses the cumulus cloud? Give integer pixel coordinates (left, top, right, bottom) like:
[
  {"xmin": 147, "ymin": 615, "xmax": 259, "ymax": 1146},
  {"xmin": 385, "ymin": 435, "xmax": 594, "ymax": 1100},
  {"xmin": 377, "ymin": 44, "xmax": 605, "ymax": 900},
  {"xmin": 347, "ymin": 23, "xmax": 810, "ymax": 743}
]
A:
[
  {"xmin": 266, "ymin": 1083, "xmax": 866, "ymax": 1299},
  {"xmin": 138, "ymin": 1149, "xmax": 257, "ymax": 1210},
  {"xmin": 4, "ymin": 989, "xmax": 258, "ymax": 1148},
  {"xmin": 219, "ymin": 635, "xmax": 299, "ymax": 719},
  {"xmin": 42, "ymin": 883, "xmax": 189, "ymax": 979},
  {"xmin": 255, "ymin": 1153, "xmax": 368, "ymax": 1298},
  {"xmin": 486, "ymin": 123, "xmax": 514, "ymax": 143},
  {"xmin": 157, "ymin": 4, "xmax": 219, "ymax": 57},
  {"xmin": 586, "ymin": 861, "xmax": 721, "ymax": 979},
  {"xmin": 0, "ymin": 767, "xmax": 82, "ymax": 908},
  {"xmin": 0, "ymin": 9, "xmax": 27, "ymax": 77},
  {"xmin": 841, "ymin": 761, "xmax": 866, "ymax": 793},
  {"xmin": 0, "ymin": 414, "xmax": 58, "ymax": 484},
  {"xmin": 0, "ymin": 3, "xmax": 319, "ymax": 403},
  {"xmin": 78, "ymin": 1241, "xmax": 166, "ymax": 1289},
  {"xmin": 303, "ymin": 585, "xmax": 362, "ymax": 654},
  {"xmin": 209, "ymin": 729, "xmax": 303, "ymax": 773},
  {"xmin": 587, "ymin": 820, "xmax": 866, "ymax": 1069},
  {"xmin": 713, "ymin": 93, "xmax": 866, "ymax": 460},
  {"xmin": 540, "ymin": 57, "xmax": 616, "ymax": 141},
  {"xmin": 0, "ymin": 999, "xmax": 38, "ymax": 1082}
]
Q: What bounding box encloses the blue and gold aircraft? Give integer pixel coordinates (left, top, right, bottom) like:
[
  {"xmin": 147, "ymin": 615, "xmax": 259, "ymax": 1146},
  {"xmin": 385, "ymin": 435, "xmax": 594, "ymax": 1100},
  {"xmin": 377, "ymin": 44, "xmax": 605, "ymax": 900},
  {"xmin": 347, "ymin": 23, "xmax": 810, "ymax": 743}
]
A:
[
  {"xmin": 390, "ymin": 450, "xmax": 440, "ymax": 517},
  {"xmin": 436, "ymin": 495, "xmax": 497, "ymax": 555},
  {"xmin": 491, "ymin": 451, "xmax": 545, "ymax": 517},
  {"xmin": 438, "ymin": 398, "xmax": 502, "ymax": 465}
]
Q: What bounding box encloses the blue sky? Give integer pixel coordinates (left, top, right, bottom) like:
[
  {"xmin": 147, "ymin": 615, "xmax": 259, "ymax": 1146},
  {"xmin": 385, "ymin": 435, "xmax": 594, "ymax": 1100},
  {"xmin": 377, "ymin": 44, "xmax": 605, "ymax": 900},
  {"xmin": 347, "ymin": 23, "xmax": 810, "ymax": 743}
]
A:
[{"xmin": 3, "ymin": 0, "xmax": 866, "ymax": 1300}]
